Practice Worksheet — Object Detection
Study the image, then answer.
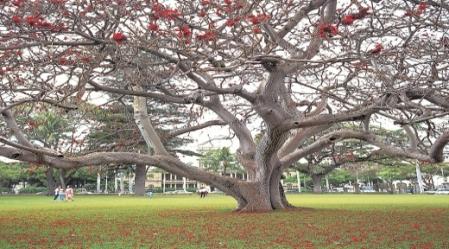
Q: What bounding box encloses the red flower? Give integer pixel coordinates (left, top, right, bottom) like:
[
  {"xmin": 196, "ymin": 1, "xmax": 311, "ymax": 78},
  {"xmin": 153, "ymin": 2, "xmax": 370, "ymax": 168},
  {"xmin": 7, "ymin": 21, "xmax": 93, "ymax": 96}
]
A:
[
  {"xmin": 12, "ymin": 15, "xmax": 22, "ymax": 24},
  {"xmin": 201, "ymin": 0, "xmax": 210, "ymax": 5},
  {"xmin": 197, "ymin": 30, "xmax": 216, "ymax": 41},
  {"xmin": 80, "ymin": 56, "xmax": 91, "ymax": 63},
  {"xmin": 224, "ymin": 0, "xmax": 232, "ymax": 5},
  {"xmin": 157, "ymin": 9, "xmax": 180, "ymax": 20},
  {"xmin": 252, "ymin": 26, "xmax": 261, "ymax": 33},
  {"xmin": 152, "ymin": 2, "xmax": 164, "ymax": 12},
  {"xmin": 50, "ymin": 0, "xmax": 66, "ymax": 4},
  {"xmin": 225, "ymin": 18, "xmax": 237, "ymax": 27},
  {"xmin": 318, "ymin": 23, "xmax": 338, "ymax": 38},
  {"xmin": 37, "ymin": 21, "xmax": 53, "ymax": 29},
  {"xmin": 341, "ymin": 15, "xmax": 354, "ymax": 25},
  {"xmin": 352, "ymin": 7, "xmax": 370, "ymax": 19},
  {"xmin": 370, "ymin": 43, "xmax": 383, "ymax": 54},
  {"xmin": 247, "ymin": 13, "xmax": 270, "ymax": 25},
  {"xmin": 351, "ymin": 236, "xmax": 360, "ymax": 242},
  {"xmin": 12, "ymin": 0, "xmax": 24, "ymax": 7},
  {"xmin": 412, "ymin": 223, "xmax": 420, "ymax": 229},
  {"xmin": 25, "ymin": 16, "xmax": 40, "ymax": 26},
  {"xmin": 404, "ymin": 10, "xmax": 415, "ymax": 17},
  {"xmin": 112, "ymin": 32, "xmax": 127, "ymax": 43},
  {"xmin": 58, "ymin": 57, "xmax": 73, "ymax": 65},
  {"xmin": 178, "ymin": 24, "xmax": 191, "ymax": 39},
  {"xmin": 148, "ymin": 22, "xmax": 159, "ymax": 31},
  {"xmin": 418, "ymin": 2, "xmax": 427, "ymax": 12}
]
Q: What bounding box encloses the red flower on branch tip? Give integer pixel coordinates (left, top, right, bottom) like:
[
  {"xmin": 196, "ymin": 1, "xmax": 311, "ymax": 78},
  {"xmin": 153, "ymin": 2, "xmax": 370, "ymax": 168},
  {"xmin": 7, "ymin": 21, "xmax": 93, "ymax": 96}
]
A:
[
  {"xmin": 341, "ymin": 15, "xmax": 355, "ymax": 25},
  {"xmin": 352, "ymin": 7, "xmax": 370, "ymax": 19},
  {"xmin": 418, "ymin": 2, "xmax": 427, "ymax": 12},
  {"xmin": 226, "ymin": 18, "xmax": 237, "ymax": 27},
  {"xmin": 247, "ymin": 13, "xmax": 270, "ymax": 25},
  {"xmin": 12, "ymin": 0, "xmax": 24, "ymax": 7},
  {"xmin": 25, "ymin": 16, "xmax": 41, "ymax": 26},
  {"xmin": 318, "ymin": 23, "xmax": 338, "ymax": 38},
  {"xmin": 12, "ymin": 15, "xmax": 22, "ymax": 24},
  {"xmin": 197, "ymin": 30, "xmax": 217, "ymax": 42},
  {"xmin": 178, "ymin": 25, "xmax": 192, "ymax": 43},
  {"xmin": 370, "ymin": 43, "xmax": 383, "ymax": 54},
  {"xmin": 112, "ymin": 32, "xmax": 127, "ymax": 43},
  {"xmin": 224, "ymin": 0, "xmax": 232, "ymax": 5},
  {"xmin": 148, "ymin": 22, "xmax": 159, "ymax": 32},
  {"xmin": 405, "ymin": 2, "xmax": 428, "ymax": 17},
  {"xmin": 155, "ymin": 9, "xmax": 180, "ymax": 20},
  {"xmin": 252, "ymin": 26, "xmax": 261, "ymax": 34}
]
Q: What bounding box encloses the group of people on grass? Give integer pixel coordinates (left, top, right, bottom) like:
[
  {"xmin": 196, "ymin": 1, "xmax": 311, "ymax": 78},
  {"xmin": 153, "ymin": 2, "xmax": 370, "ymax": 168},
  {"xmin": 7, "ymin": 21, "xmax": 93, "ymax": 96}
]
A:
[{"xmin": 53, "ymin": 185, "xmax": 74, "ymax": 201}]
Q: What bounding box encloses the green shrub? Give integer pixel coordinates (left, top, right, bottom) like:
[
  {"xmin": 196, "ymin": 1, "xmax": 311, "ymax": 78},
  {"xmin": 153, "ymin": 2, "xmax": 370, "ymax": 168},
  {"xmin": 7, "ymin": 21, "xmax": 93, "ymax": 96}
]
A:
[
  {"xmin": 19, "ymin": 186, "xmax": 47, "ymax": 194},
  {"xmin": 0, "ymin": 187, "xmax": 11, "ymax": 193}
]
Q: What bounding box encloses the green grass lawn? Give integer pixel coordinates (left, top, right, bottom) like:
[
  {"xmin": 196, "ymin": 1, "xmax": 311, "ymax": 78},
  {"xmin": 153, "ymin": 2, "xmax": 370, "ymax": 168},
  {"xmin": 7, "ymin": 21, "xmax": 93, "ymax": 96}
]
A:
[{"xmin": 0, "ymin": 194, "xmax": 448, "ymax": 249}]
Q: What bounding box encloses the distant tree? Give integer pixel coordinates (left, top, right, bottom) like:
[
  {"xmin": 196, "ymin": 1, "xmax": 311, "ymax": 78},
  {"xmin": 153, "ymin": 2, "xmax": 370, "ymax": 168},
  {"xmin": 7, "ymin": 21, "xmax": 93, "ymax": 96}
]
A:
[
  {"xmin": 0, "ymin": 162, "xmax": 26, "ymax": 191},
  {"xmin": 15, "ymin": 108, "xmax": 78, "ymax": 193},
  {"xmin": 199, "ymin": 147, "xmax": 242, "ymax": 175}
]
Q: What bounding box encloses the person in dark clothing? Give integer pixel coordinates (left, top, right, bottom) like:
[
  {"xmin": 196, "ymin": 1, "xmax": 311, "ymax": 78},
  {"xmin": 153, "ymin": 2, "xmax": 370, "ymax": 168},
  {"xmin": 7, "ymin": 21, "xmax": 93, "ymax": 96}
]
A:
[{"xmin": 53, "ymin": 186, "xmax": 61, "ymax": 200}]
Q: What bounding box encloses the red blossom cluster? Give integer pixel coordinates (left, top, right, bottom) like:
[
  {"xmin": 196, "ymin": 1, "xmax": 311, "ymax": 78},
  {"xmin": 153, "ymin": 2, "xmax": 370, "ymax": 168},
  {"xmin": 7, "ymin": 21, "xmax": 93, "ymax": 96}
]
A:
[
  {"xmin": 58, "ymin": 57, "xmax": 74, "ymax": 66},
  {"xmin": 177, "ymin": 24, "xmax": 192, "ymax": 43},
  {"xmin": 370, "ymin": 43, "xmax": 383, "ymax": 54},
  {"xmin": 247, "ymin": 13, "xmax": 270, "ymax": 25},
  {"xmin": 341, "ymin": 7, "xmax": 370, "ymax": 26},
  {"xmin": 318, "ymin": 23, "xmax": 338, "ymax": 38},
  {"xmin": 11, "ymin": 15, "xmax": 65, "ymax": 31},
  {"xmin": 12, "ymin": 15, "xmax": 22, "ymax": 24},
  {"xmin": 12, "ymin": 0, "xmax": 24, "ymax": 7},
  {"xmin": 49, "ymin": 0, "xmax": 66, "ymax": 4},
  {"xmin": 148, "ymin": 22, "xmax": 159, "ymax": 32},
  {"xmin": 226, "ymin": 18, "xmax": 240, "ymax": 27},
  {"xmin": 112, "ymin": 32, "xmax": 127, "ymax": 43},
  {"xmin": 152, "ymin": 2, "xmax": 180, "ymax": 20},
  {"xmin": 246, "ymin": 13, "xmax": 270, "ymax": 34},
  {"xmin": 404, "ymin": 2, "xmax": 427, "ymax": 17},
  {"xmin": 197, "ymin": 30, "xmax": 217, "ymax": 41}
]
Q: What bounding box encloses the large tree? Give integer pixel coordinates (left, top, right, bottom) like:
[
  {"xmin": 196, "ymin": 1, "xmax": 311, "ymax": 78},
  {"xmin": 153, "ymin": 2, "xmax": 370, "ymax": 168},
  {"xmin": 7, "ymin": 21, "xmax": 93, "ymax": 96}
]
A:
[{"xmin": 1, "ymin": 0, "xmax": 448, "ymax": 211}]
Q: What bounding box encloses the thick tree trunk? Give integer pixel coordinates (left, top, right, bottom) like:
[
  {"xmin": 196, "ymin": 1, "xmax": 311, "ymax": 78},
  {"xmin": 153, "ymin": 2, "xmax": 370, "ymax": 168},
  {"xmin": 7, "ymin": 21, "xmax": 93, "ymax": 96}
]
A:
[
  {"xmin": 46, "ymin": 167, "xmax": 56, "ymax": 196},
  {"xmin": 135, "ymin": 164, "xmax": 146, "ymax": 196},
  {"xmin": 59, "ymin": 169, "xmax": 66, "ymax": 189},
  {"xmin": 96, "ymin": 172, "xmax": 101, "ymax": 193},
  {"xmin": 235, "ymin": 182, "xmax": 272, "ymax": 212},
  {"xmin": 268, "ymin": 166, "xmax": 293, "ymax": 209},
  {"xmin": 312, "ymin": 174, "xmax": 322, "ymax": 193}
]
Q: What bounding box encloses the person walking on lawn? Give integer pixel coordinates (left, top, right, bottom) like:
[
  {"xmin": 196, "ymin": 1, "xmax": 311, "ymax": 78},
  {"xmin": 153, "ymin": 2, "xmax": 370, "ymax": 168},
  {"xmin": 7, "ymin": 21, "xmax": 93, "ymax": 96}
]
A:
[{"xmin": 53, "ymin": 186, "xmax": 61, "ymax": 200}]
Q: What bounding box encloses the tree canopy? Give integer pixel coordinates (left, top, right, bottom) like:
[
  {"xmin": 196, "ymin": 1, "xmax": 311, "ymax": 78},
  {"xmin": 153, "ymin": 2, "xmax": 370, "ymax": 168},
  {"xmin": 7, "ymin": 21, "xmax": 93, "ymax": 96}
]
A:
[{"xmin": 1, "ymin": 0, "xmax": 448, "ymax": 211}]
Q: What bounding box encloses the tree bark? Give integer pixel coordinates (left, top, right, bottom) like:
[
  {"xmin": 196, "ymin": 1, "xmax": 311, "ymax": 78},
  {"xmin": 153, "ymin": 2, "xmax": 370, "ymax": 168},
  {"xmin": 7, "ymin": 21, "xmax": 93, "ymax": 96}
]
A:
[
  {"xmin": 59, "ymin": 169, "xmax": 66, "ymax": 189},
  {"xmin": 312, "ymin": 174, "xmax": 322, "ymax": 193},
  {"xmin": 135, "ymin": 164, "xmax": 146, "ymax": 196},
  {"xmin": 96, "ymin": 172, "xmax": 101, "ymax": 193},
  {"xmin": 46, "ymin": 167, "xmax": 56, "ymax": 196}
]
